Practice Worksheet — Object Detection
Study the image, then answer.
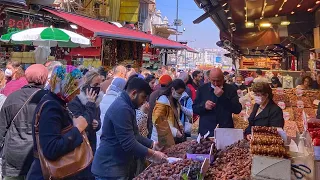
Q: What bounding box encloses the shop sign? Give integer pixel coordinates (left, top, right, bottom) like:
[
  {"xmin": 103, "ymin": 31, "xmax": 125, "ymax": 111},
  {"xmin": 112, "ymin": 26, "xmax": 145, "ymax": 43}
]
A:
[
  {"xmin": 5, "ymin": 14, "xmax": 49, "ymax": 33},
  {"xmin": 297, "ymin": 100, "xmax": 304, "ymax": 109},
  {"xmin": 276, "ymin": 88, "xmax": 284, "ymax": 95},
  {"xmin": 277, "ymin": 101, "xmax": 286, "ymax": 110},
  {"xmin": 283, "ymin": 112, "xmax": 290, "ymax": 121},
  {"xmin": 296, "ymin": 88, "xmax": 304, "ymax": 97}
]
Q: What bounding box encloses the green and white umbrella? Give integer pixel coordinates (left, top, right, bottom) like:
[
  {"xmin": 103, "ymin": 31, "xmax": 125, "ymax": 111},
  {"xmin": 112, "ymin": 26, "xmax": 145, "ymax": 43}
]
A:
[{"xmin": 1, "ymin": 27, "xmax": 91, "ymax": 47}]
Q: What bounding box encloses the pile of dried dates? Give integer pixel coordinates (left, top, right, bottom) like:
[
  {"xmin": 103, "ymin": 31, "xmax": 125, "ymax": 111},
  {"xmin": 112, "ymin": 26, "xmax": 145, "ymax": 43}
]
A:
[
  {"xmin": 205, "ymin": 140, "xmax": 251, "ymax": 180},
  {"xmin": 134, "ymin": 159, "xmax": 201, "ymax": 180},
  {"xmin": 163, "ymin": 141, "xmax": 196, "ymax": 158},
  {"xmin": 186, "ymin": 138, "xmax": 216, "ymax": 154}
]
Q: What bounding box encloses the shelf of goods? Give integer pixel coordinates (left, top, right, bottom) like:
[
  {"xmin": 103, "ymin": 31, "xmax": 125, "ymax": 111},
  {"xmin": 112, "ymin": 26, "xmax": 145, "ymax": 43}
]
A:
[
  {"xmin": 11, "ymin": 52, "xmax": 35, "ymax": 64},
  {"xmin": 233, "ymin": 89, "xmax": 320, "ymax": 137},
  {"xmin": 240, "ymin": 56, "xmax": 280, "ymax": 70}
]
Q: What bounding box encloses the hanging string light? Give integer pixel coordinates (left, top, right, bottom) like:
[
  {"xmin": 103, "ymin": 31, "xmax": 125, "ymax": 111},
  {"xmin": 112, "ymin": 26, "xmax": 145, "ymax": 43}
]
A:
[{"xmin": 261, "ymin": 0, "xmax": 267, "ymax": 19}]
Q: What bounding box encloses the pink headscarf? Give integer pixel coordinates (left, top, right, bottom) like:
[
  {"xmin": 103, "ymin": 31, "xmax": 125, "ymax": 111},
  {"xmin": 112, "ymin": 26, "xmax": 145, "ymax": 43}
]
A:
[{"xmin": 25, "ymin": 64, "xmax": 48, "ymax": 85}]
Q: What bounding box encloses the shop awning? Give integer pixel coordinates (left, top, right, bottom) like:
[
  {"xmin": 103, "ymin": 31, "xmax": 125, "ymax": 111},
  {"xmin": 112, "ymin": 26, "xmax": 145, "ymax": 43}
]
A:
[
  {"xmin": 120, "ymin": 28, "xmax": 186, "ymax": 49},
  {"xmin": 0, "ymin": 0, "xmax": 26, "ymax": 6},
  {"xmin": 184, "ymin": 45, "xmax": 198, "ymax": 53},
  {"xmin": 44, "ymin": 8, "xmax": 151, "ymax": 43}
]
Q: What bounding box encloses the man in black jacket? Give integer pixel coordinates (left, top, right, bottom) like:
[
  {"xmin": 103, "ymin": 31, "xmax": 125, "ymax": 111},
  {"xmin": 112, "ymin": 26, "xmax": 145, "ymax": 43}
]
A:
[{"xmin": 193, "ymin": 68, "xmax": 242, "ymax": 137}]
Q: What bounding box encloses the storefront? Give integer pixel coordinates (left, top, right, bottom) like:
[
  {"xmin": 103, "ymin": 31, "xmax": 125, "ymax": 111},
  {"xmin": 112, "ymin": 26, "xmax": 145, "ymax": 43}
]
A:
[{"xmin": 44, "ymin": 8, "xmax": 187, "ymax": 70}]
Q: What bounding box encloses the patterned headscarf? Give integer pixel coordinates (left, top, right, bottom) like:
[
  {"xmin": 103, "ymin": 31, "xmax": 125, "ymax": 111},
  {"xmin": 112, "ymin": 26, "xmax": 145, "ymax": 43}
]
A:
[{"xmin": 49, "ymin": 65, "xmax": 83, "ymax": 102}]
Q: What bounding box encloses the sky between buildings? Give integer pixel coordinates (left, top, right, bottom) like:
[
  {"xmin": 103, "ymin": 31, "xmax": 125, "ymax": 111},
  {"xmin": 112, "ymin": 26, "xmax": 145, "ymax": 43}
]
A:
[{"xmin": 156, "ymin": 0, "xmax": 220, "ymax": 49}]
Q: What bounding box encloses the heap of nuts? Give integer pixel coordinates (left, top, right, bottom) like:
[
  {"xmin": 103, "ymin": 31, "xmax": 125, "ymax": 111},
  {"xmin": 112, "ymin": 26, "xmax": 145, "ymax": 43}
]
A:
[
  {"xmin": 187, "ymin": 138, "xmax": 216, "ymax": 154},
  {"xmin": 250, "ymin": 126, "xmax": 288, "ymax": 158},
  {"xmin": 164, "ymin": 141, "xmax": 196, "ymax": 158},
  {"xmin": 205, "ymin": 140, "xmax": 251, "ymax": 180},
  {"xmin": 134, "ymin": 159, "xmax": 201, "ymax": 180},
  {"xmin": 273, "ymin": 94, "xmax": 291, "ymax": 106},
  {"xmin": 293, "ymin": 108, "xmax": 316, "ymax": 132}
]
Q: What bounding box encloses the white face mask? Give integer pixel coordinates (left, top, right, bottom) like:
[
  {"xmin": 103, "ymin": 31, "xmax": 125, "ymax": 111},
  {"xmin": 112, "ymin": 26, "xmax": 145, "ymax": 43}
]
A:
[
  {"xmin": 235, "ymin": 83, "xmax": 242, "ymax": 86},
  {"xmin": 254, "ymin": 96, "xmax": 262, "ymax": 105},
  {"xmin": 5, "ymin": 69, "xmax": 12, "ymax": 77},
  {"xmin": 172, "ymin": 90, "xmax": 182, "ymax": 100}
]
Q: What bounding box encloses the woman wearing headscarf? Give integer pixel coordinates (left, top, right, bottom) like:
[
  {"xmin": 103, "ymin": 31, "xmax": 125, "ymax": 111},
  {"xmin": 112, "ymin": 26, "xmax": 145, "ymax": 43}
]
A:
[
  {"xmin": 98, "ymin": 77, "xmax": 126, "ymax": 148},
  {"xmin": 1, "ymin": 61, "xmax": 28, "ymax": 96},
  {"xmin": 27, "ymin": 65, "xmax": 89, "ymax": 180},
  {"xmin": 0, "ymin": 64, "xmax": 49, "ymax": 180}
]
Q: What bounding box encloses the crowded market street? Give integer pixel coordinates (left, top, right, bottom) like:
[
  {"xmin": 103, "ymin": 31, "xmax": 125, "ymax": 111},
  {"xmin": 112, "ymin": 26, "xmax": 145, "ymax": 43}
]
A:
[{"xmin": 0, "ymin": 0, "xmax": 320, "ymax": 180}]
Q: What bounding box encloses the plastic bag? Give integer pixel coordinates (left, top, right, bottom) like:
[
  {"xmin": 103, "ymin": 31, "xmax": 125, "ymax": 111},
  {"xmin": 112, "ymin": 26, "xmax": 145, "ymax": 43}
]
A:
[{"xmin": 155, "ymin": 117, "xmax": 175, "ymax": 149}]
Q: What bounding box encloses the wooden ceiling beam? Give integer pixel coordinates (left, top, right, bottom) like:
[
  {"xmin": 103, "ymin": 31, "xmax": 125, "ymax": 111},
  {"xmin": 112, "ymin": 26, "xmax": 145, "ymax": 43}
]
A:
[{"xmin": 193, "ymin": 5, "xmax": 219, "ymax": 24}]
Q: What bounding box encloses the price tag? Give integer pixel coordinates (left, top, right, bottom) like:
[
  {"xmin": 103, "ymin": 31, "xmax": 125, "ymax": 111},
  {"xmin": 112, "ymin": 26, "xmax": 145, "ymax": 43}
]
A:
[
  {"xmin": 209, "ymin": 144, "xmax": 215, "ymax": 164},
  {"xmin": 200, "ymin": 158, "xmax": 210, "ymax": 177},
  {"xmin": 204, "ymin": 131, "xmax": 210, "ymax": 139},
  {"xmin": 296, "ymin": 88, "xmax": 304, "ymax": 96},
  {"xmin": 283, "ymin": 112, "xmax": 290, "ymax": 121},
  {"xmin": 276, "ymin": 88, "xmax": 284, "ymax": 95},
  {"xmin": 313, "ymin": 99, "xmax": 320, "ymax": 106},
  {"xmin": 297, "ymin": 100, "xmax": 304, "ymax": 109},
  {"xmin": 197, "ymin": 133, "xmax": 201, "ymax": 144},
  {"xmin": 277, "ymin": 101, "xmax": 286, "ymax": 110},
  {"xmin": 245, "ymin": 101, "xmax": 252, "ymax": 108},
  {"xmin": 302, "ymin": 110, "xmax": 308, "ymax": 132}
]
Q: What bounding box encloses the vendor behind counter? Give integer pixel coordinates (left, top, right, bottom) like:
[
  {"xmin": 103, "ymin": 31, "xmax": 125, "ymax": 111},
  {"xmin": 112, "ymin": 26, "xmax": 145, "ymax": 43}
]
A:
[{"xmin": 244, "ymin": 82, "xmax": 284, "ymax": 139}]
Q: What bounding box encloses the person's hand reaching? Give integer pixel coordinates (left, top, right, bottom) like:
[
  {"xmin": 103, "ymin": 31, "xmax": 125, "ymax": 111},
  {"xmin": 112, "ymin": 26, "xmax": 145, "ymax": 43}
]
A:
[{"xmin": 148, "ymin": 150, "xmax": 168, "ymax": 163}]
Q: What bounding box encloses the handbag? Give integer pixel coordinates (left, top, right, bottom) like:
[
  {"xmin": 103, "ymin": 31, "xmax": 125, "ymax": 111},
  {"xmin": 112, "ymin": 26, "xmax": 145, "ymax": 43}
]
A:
[
  {"xmin": 0, "ymin": 89, "xmax": 40, "ymax": 151},
  {"xmin": 34, "ymin": 100, "xmax": 93, "ymax": 180}
]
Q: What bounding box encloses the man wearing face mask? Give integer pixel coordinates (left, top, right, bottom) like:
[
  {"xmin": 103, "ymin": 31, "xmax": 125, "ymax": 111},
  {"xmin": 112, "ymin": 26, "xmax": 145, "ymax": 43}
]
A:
[
  {"xmin": 193, "ymin": 68, "xmax": 242, "ymax": 137},
  {"xmin": 233, "ymin": 75, "xmax": 247, "ymax": 91},
  {"xmin": 244, "ymin": 82, "xmax": 284, "ymax": 140},
  {"xmin": 92, "ymin": 77, "xmax": 167, "ymax": 180}
]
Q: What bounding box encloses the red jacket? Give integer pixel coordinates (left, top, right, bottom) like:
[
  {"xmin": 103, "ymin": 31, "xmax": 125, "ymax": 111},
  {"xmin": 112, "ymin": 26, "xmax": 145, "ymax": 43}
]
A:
[{"xmin": 187, "ymin": 84, "xmax": 196, "ymax": 101}]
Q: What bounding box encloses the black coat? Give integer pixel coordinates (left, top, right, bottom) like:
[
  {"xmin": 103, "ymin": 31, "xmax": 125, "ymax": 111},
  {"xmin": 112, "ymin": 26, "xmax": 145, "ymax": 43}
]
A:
[
  {"xmin": 0, "ymin": 86, "xmax": 47, "ymax": 177},
  {"xmin": 27, "ymin": 92, "xmax": 86, "ymax": 180},
  {"xmin": 68, "ymin": 91, "xmax": 102, "ymax": 154},
  {"xmin": 193, "ymin": 83, "xmax": 242, "ymax": 137},
  {"xmin": 244, "ymin": 100, "xmax": 284, "ymax": 135}
]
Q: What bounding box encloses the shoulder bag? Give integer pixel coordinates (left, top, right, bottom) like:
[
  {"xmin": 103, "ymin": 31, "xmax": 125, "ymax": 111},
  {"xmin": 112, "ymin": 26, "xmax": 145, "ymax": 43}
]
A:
[{"xmin": 34, "ymin": 100, "xmax": 93, "ymax": 180}]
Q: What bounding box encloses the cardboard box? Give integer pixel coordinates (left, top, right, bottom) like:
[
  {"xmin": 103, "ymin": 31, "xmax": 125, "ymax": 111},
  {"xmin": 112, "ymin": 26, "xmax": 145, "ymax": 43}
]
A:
[{"xmin": 251, "ymin": 155, "xmax": 291, "ymax": 180}]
